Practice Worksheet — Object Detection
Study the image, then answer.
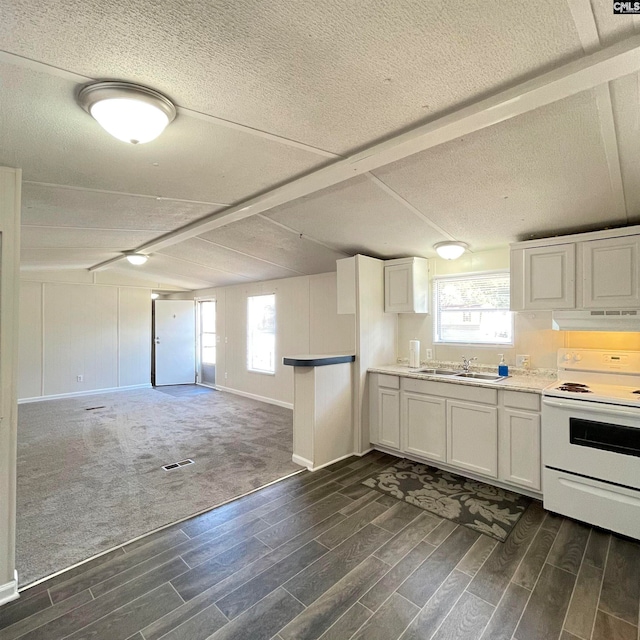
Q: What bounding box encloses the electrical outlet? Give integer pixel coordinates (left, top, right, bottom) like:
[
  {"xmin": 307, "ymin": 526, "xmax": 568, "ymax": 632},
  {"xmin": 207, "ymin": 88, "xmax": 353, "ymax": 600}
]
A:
[
  {"xmin": 426, "ymin": 348, "xmax": 433, "ymax": 360},
  {"xmin": 516, "ymin": 354, "xmax": 530, "ymax": 369},
  {"xmin": 77, "ymin": 375, "xmax": 84, "ymax": 382}
]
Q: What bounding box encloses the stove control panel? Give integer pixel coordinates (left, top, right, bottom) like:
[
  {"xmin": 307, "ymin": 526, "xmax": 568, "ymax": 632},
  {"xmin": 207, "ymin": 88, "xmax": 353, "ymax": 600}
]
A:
[{"xmin": 557, "ymin": 349, "xmax": 640, "ymax": 373}]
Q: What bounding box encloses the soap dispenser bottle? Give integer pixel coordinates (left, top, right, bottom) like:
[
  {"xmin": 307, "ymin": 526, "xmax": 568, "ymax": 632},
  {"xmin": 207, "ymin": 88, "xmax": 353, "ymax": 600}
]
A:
[{"xmin": 498, "ymin": 354, "xmax": 509, "ymax": 377}]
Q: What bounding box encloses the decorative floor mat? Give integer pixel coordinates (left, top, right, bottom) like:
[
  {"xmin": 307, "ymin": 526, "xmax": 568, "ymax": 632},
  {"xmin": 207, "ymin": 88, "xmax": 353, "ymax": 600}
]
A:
[{"xmin": 363, "ymin": 459, "xmax": 531, "ymax": 542}]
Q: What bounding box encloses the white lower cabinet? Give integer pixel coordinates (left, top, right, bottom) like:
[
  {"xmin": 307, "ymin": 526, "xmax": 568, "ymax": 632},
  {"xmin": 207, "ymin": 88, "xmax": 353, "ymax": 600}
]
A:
[
  {"xmin": 447, "ymin": 400, "xmax": 498, "ymax": 478},
  {"xmin": 402, "ymin": 391, "xmax": 446, "ymax": 461},
  {"xmin": 369, "ymin": 373, "xmax": 541, "ymax": 493},
  {"xmin": 378, "ymin": 387, "xmax": 400, "ymax": 449},
  {"xmin": 369, "ymin": 374, "xmax": 401, "ymax": 450},
  {"xmin": 498, "ymin": 408, "xmax": 541, "ymax": 491}
]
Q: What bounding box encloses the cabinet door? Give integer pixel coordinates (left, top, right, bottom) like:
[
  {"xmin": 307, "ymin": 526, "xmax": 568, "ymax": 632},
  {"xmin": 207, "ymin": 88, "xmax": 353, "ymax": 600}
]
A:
[
  {"xmin": 378, "ymin": 387, "xmax": 401, "ymax": 449},
  {"xmin": 582, "ymin": 236, "xmax": 640, "ymax": 308},
  {"xmin": 499, "ymin": 409, "xmax": 541, "ymax": 490},
  {"xmin": 385, "ymin": 263, "xmax": 413, "ymax": 313},
  {"xmin": 402, "ymin": 392, "xmax": 446, "ymax": 461},
  {"xmin": 447, "ymin": 400, "xmax": 498, "ymax": 478},
  {"xmin": 523, "ymin": 244, "xmax": 575, "ymax": 310}
]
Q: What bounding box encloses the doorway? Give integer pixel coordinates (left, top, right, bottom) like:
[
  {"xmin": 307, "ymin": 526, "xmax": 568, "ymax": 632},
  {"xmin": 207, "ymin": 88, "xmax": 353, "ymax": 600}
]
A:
[
  {"xmin": 198, "ymin": 299, "xmax": 216, "ymax": 387},
  {"xmin": 153, "ymin": 300, "xmax": 196, "ymax": 386}
]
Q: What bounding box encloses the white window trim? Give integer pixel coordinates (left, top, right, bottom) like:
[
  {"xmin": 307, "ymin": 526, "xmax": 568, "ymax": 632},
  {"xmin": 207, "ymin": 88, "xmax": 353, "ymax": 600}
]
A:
[{"xmin": 433, "ymin": 269, "xmax": 514, "ymax": 347}]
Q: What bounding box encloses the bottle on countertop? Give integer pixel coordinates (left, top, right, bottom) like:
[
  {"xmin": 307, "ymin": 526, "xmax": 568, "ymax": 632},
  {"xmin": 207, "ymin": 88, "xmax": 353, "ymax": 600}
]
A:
[
  {"xmin": 498, "ymin": 354, "xmax": 509, "ymax": 377},
  {"xmin": 409, "ymin": 339, "xmax": 420, "ymax": 368}
]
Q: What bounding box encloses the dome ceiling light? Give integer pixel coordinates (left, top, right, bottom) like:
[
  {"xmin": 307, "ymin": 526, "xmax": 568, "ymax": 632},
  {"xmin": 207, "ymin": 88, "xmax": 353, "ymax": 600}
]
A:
[
  {"xmin": 434, "ymin": 241, "xmax": 468, "ymax": 260},
  {"xmin": 78, "ymin": 81, "xmax": 176, "ymax": 144},
  {"xmin": 125, "ymin": 252, "xmax": 149, "ymax": 265}
]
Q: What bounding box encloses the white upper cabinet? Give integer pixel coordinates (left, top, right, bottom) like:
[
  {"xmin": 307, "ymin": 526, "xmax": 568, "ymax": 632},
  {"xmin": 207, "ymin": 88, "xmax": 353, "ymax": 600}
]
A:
[
  {"xmin": 511, "ymin": 225, "xmax": 640, "ymax": 311},
  {"xmin": 384, "ymin": 257, "xmax": 429, "ymax": 313},
  {"xmin": 524, "ymin": 244, "xmax": 575, "ymax": 310},
  {"xmin": 512, "ymin": 244, "xmax": 575, "ymax": 311},
  {"xmin": 582, "ymin": 236, "xmax": 640, "ymax": 308}
]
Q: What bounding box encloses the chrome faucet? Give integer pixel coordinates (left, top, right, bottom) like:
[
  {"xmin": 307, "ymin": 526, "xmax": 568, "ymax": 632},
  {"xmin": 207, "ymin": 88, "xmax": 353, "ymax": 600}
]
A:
[{"xmin": 461, "ymin": 356, "xmax": 477, "ymax": 372}]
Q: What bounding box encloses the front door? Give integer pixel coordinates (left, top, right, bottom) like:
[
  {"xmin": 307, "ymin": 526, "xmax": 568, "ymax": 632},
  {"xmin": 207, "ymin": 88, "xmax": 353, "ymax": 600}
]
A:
[
  {"xmin": 198, "ymin": 299, "xmax": 216, "ymax": 386},
  {"xmin": 154, "ymin": 300, "xmax": 196, "ymax": 386}
]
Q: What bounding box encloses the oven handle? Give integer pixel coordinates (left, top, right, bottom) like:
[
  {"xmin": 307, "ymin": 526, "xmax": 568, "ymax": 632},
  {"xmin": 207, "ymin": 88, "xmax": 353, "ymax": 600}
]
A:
[{"xmin": 543, "ymin": 398, "xmax": 640, "ymax": 419}]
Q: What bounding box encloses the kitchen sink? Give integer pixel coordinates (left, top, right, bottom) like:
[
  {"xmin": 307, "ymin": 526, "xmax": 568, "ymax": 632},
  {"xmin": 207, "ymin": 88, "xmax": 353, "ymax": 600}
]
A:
[
  {"xmin": 454, "ymin": 372, "xmax": 506, "ymax": 381},
  {"xmin": 414, "ymin": 368, "xmax": 461, "ymax": 376}
]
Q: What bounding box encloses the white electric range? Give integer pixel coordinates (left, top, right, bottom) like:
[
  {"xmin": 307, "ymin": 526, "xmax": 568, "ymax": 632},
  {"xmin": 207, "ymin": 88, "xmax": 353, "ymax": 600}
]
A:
[{"xmin": 542, "ymin": 349, "xmax": 640, "ymax": 540}]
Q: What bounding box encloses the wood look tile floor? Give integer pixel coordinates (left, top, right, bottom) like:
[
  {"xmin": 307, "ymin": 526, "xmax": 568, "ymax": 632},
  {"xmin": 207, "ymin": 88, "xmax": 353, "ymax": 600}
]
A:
[{"xmin": 1, "ymin": 451, "xmax": 639, "ymax": 640}]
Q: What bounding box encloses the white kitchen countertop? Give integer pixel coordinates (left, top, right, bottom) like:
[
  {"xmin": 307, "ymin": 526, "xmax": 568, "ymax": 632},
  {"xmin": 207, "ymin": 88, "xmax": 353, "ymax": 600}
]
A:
[{"xmin": 368, "ymin": 364, "xmax": 556, "ymax": 393}]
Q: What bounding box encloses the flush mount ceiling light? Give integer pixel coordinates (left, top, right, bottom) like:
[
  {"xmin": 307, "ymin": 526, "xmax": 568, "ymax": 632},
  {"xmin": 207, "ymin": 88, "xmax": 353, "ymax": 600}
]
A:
[
  {"xmin": 78, "ymin": 81, "xmax": 176, "ymax": 144},
  {"xmin": 125, "ymin": 252, "xmax": 149, "ymax": 265},
  {"xmin": 434, "ymin": 241, "xmax": 468, "ymax": 260}
]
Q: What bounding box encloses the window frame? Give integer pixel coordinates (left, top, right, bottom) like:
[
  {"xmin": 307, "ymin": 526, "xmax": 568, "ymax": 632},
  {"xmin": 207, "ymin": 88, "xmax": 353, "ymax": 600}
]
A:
[
  {"xmin": 246, "ymin": 293, "xmax": 277, "ymax": 375},
  {"xmin": 432, "ymin": 269, "xmax": 514, "ymax": 347}
]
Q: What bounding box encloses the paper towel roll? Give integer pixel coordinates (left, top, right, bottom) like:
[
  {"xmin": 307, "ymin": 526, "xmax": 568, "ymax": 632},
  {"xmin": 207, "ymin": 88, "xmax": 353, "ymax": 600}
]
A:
[{"xmin": 409, "ymin": 340, "xmax": 420, "ymax": 368}]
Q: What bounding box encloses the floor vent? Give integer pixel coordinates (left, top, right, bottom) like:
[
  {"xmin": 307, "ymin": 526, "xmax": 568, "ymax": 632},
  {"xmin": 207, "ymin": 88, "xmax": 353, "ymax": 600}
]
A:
[
  {"xmin": 163, "ymin": 459, "xmax": 195, "ymax": 471},
  {"xmin": 85, "ymin": 406, "xmax": 106, "ymax": 411}
]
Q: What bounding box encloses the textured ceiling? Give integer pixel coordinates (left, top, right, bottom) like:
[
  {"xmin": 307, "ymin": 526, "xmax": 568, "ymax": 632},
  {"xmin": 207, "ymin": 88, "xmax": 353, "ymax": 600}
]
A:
[
  {"xmin": 610, "ymin": 73, "xmax": 640, "ymax": 224},
  {"xmin": 197, "ymin": 217, "xmax": 348, "ymax": 274},
  {"xmin": 265, "ymin": 175, "xmax": 450, "ymax": 258},
  {"xmin": 1, "ymin": 0, "xmax": 640, "ymax": 287},
  {"xmin": 0, "ymin": 0, "xmax": 583, "ymax": 153},
  {"xmin": 157, "ymin": 238, "xmax": 301, "ymax": 281},
  {"xmin": 21, "ymin": 183, "xmax": 222, "ymax": 231},
  {"xmin": 0, "ymin": 61, "xmax": 325, "ymax": 204},
  {"xmin": 371, "ymin": 90, "xmax": 622, "ymax": 247}
]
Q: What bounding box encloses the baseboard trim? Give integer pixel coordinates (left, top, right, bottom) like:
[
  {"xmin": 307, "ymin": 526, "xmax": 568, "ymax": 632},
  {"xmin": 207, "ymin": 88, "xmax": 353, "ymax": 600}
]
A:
[
  {"xmin": 0, "ymin": 571, "xmax": 19, "ymax": 606},
  {"xmin": 214, "ymin": 385, "xmax": 293, "ymax": 410},
  {"xmin": 292, "ymin": 454, "xmax": 313, "ymax": 470},
  {"xmin": 355, "ymin": 448, "xmax": 374, "ymax": 457},
  {"xmin": 18, "ymin": 384, "xmax": 152, "ymax": 404},
  {"xmin": 292, "ymin": 451, "xmax": 360, "ymax": 472}
]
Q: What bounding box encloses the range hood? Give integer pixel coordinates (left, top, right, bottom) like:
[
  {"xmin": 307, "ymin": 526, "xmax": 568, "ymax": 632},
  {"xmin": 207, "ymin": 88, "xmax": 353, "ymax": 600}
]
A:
[{"xmin": 552, "ymin": 310, "xmax": 640, "ymax": 332}]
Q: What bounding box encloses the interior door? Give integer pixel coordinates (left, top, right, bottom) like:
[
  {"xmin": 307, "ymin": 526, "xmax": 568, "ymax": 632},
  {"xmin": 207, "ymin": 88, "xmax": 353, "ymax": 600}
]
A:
[
  {"xmin": 154, "ymin": 300, "xmax": 196, "ymax": 386},
  {"xmin": 198, "ymin": 299, "xmax": 216, "ymax": 386}
]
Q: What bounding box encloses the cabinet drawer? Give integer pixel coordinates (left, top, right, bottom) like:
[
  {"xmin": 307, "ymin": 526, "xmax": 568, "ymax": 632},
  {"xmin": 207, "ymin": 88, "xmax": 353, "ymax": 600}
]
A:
[
  {"xmin": 502, "ymin": 390, "xmax": 540, "ymax": 412},
  {"xmin": 402, "ymin": 377, "xmax": 497, "ymax": 405},
  {"xmin": 377, "ymin": 374, "xmax": 400, "ymax": 389}
]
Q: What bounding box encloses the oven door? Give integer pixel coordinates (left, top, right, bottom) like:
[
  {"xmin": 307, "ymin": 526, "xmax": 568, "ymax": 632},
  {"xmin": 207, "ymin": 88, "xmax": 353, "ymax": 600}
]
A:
[{"xmin": 542, "ymin": 396, "xmax": 640, "ymax": 490}]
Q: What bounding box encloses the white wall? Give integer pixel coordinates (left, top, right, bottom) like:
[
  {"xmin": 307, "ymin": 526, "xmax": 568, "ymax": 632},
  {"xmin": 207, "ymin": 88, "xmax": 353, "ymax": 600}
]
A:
[
  {"xmin": 397, "ymin": 248, "xmax": 640, "ymax": 370},
  {"xmin": 18, "ymin": 278, "xmax": 152, "ymax": 401},
  {"xmin": 176, "ymin": 272, "xmax": 356, "ymax": 407},
  {"xmin": 397, "ymin": 248, "xmax": 565, "ymax": 370}
]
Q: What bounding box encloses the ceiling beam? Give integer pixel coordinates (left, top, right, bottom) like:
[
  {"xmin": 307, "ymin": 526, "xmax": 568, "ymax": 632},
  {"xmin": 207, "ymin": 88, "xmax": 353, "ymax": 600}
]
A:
[
  {"xmin": 89, "ymin": 34, "xmax": 640, "ymax": 271},
  {"xmin": 566, "ymin": 0, "xmax": 627, "ymax": 221}
]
